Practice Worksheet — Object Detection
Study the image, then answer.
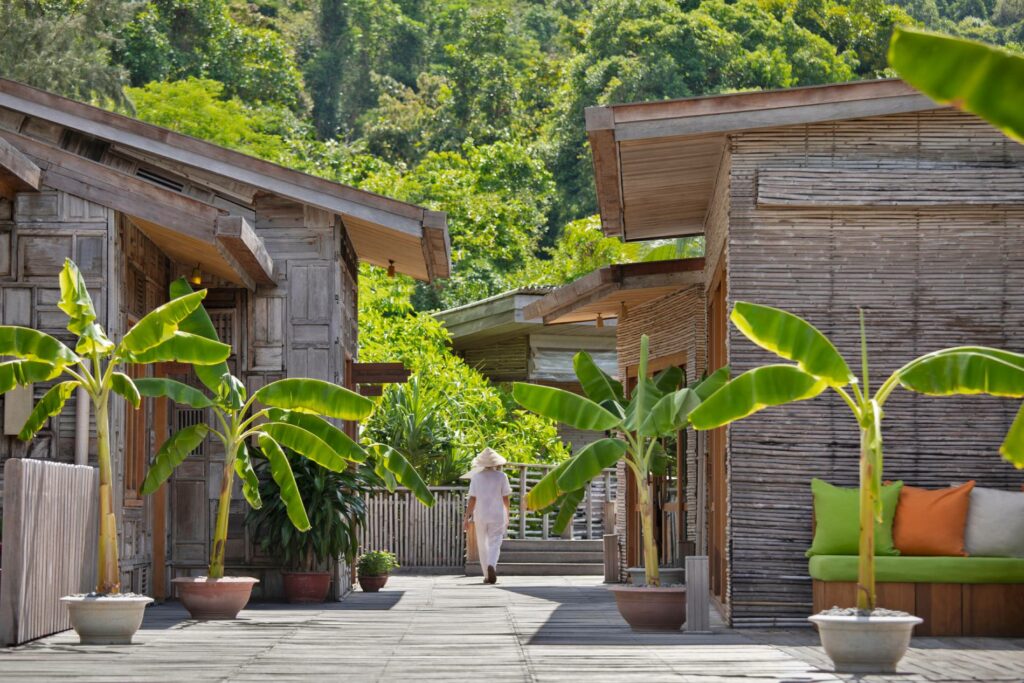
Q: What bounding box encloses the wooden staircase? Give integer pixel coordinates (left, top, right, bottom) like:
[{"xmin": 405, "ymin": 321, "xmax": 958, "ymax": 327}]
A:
[{"xmin": 465, "ymin": 539, "xmax": 605, "ymax": 576}]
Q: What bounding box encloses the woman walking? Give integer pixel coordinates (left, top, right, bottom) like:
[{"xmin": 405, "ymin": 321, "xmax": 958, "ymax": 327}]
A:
[{"xmin": 463, "ymin": 448, "xmax": 512, "ymax": 584}]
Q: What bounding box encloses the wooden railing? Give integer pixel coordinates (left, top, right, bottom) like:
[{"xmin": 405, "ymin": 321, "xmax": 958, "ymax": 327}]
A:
[
  {"xmin": 359, "ymin": 487, "xmax": 468, "ymax": 569},
  {"xmin": 358, "ymin": 464, "xmax": 619, "ymax": 569},
  {"xmin": 0, "ymin": 459, "xmax": 98, "ymax": 645},
  {"xmin": 503, "ymin": 462, "xmax": 618, "ymax": 540}
]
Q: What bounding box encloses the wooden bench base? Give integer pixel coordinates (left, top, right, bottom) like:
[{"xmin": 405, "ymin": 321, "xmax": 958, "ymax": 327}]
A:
[{"xmin": 813, "ymin": 580, "xmax": 1024, "ymax": 636}]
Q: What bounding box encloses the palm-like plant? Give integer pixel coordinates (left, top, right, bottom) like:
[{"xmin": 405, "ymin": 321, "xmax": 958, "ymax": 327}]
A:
[
  {"xmin": 0, "ymin": 260, "xmax": 231, "ymax": 594},
  {"xmin": 688, "ymin": 302, "xmax": 1024, "ymax": 611},
  {"xmin": 138, "ymin": 278, "xmax": 433, "ymax": 579},
  {"xmin": 513, "ymin": 336, "xmax": 728, "ymax": 587}
]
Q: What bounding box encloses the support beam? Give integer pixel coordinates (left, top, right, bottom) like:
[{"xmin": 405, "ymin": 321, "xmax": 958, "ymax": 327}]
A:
[
  {"xmin": 0, "ymin": 137, "xmax": 40, "ymax": 198},
  {"xmin": 215, "ymin": 215, "xmax": 276, "ymax": 285}
]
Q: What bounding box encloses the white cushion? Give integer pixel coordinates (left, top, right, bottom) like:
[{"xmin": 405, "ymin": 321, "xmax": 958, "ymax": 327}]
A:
[{"xmin": 964, "ymin": 487, "xmax": 1024, "ymax": 558}]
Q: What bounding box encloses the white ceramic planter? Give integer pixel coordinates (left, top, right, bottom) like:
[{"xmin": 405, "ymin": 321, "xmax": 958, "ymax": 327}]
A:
[
  {"xmin": 61, "ymin": 594, "xmax": 153, "ymax": 645},
  {"xmin": 625, "ymin": 566, "xmax": 685, "ymax": 586},
  {"xmin": 808, "ymin": 613, "xmax": 923, "ymax": 673}
]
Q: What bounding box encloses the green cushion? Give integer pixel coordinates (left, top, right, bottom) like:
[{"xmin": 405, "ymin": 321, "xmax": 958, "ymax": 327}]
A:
[
  {"xmin": 806, "ymin": 478, "xmax": 903, "ymax": 557},
  {"xmin": 809, "ymin": 555, "xmax": 1024, "ymax": 584}
]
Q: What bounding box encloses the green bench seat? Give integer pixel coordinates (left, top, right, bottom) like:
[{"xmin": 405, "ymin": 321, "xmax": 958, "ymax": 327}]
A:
[{"xmin": 809, "ymin": 555, "xmax": 1024, "ymax": 584}]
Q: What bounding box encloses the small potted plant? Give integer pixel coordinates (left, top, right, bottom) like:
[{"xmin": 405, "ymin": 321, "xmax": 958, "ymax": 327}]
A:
[
  {"xmin": 0, "ymin": 260, "xmax": 230, "ymax": 644},
  {"xmin": 139, "ymin": 279, "xmax": 432, "ymax": 618},
  {"xmin": 357, "ymin": 551, "xmax": 399, "ymax": 592},
  {"xmin": 688, "ymin": 302, "xmax": 1024, "ymax": 672},
  {"xmin": 246, "ymin": 449, "xmax": 372, "ymax": 603},
  {"xmin": 513, "ymin": 336, "xmax": 727, "ymax": 630}
]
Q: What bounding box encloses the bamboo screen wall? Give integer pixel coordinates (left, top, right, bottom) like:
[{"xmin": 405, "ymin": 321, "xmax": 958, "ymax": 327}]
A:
[{"xmin": 724, "ymin": 109, "xmax": 1024, "ymax": 627}]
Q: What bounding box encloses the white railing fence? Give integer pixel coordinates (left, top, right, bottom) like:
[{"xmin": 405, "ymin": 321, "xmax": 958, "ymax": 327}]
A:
[
  {"xmin": 358, "ymin": 463, "xmax": 618, "ymax": 568},
  {"xmin": 0, "ymin": 459, "xmax": 98, "ymax": 645}
]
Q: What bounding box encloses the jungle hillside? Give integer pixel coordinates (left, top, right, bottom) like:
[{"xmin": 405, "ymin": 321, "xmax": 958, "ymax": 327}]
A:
[{"xmin": 3, "ymin": 0, "xmax": 1021, "ymax": 480}]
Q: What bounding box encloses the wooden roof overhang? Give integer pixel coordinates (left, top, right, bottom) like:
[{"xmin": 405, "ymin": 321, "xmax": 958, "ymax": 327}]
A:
[
  {"xmin": 523, "ymin": 259, "xmax": 705, "ymax": 325},
  {"xmin": 585, "ymin": 79, "xmax": 943, "ymax": 241},
  {"xmin": 0, "ymin": 79, "xmax": 450, "ymax": 282},
  {"xmin": 0, "ymin": 128, "xmax": 273, "ymax": 289}
]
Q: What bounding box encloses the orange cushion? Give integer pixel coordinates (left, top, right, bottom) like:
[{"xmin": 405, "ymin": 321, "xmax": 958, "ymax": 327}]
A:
[{"xmin": 893, "ymin": 481, "xmax": 975, "ymax": 556}]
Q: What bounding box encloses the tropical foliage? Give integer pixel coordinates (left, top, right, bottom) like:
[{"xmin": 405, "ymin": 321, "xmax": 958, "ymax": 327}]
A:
[
  {"xmin": 246, "ymin": 447, "xmax": 376, "ymax": 571},
  {"xmin": 0, "ymin": 260, "xmax": 231, "ymax": 593},
  {"xmin": 138, "ymin": 278, "xmax": 433, "ymax": 579},
  {"xmin": 687, "ymin": 302, "xmax": 1024, "ymax": 611},
  {"xmin": 513, "ymin": 336, "xmax": 729, "ymax": 586},
  {"xmin": 357, "ymin": 549, "xmax": 399, "ymax": 577}
]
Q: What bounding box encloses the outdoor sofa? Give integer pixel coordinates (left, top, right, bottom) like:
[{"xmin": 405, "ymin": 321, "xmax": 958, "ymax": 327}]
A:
[{"xmin": 808, "ymin": 479, "xmax": 1024, "ymax": 636}]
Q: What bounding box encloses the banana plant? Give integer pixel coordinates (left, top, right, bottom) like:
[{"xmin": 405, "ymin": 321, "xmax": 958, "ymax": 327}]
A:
[
  {"xmin": 2, "ymin": 259, "xmax": 231, "ymax": 594},
  {"xmin": 513, "ymin": 336, "xmax": 728, "ymax": 587},
  {"xmin": 687, "ymin": 302, "xmax": 1024, "ymax": 612},
  {"xmin": 138, "ymin": 278, "xmax": 434, "ymax": 579}
]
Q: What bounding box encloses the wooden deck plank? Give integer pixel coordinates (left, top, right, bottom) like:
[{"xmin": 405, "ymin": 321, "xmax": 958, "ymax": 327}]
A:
[{"xmin": 1, "ymin": 575, "xmax": 1022, "ymax": 681}]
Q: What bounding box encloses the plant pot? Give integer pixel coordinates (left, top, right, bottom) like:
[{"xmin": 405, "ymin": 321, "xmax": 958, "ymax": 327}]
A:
[
  {"xmin": 808, "ymin": 612, "xmax": 923, "ymax": 673},
  {"xmin": 625, "ymin": 566, "xmax": 685, "ymax": 586},
  {"xmin": 358, "ymin": 574, "xmax": 389, "ymax": 592},
  {"xmin": 172, "ymin": 576, "xmax": 258, "ymax": 619},
  {"xmin": 61, "ymin": 594, "xmax": 153, "ymax": 645},
  {"xmin": 608, "ymin": 585, "xmax": 686, "ymax": 631},
  {"xmin": 282, "ymin": 571, "xmax": 332, "ymax": 603}
]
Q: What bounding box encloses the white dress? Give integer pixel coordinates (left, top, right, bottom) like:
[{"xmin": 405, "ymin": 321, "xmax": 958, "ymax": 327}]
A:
[{"xmin": 469, "ymin": 469, "xmax": 512, "ymax": 575}]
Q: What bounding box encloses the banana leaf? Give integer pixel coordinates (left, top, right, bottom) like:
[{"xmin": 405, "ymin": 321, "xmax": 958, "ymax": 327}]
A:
[
  {"xmin": 18, "ymin": 380, "xmax": 79, "ymax": 440},
  {"xmin": 119, "ymin": 290, "xmax": 207, "ymax": 355},
  {"xmin": 0, "ymin": 360, "xmax": 61, "ymax": 394},
  {"xmin": 140, "ymin": 423, "xmax": 209, "ymax": 494},
  {"xmin": 525, "ymin": 458, "xmax": 573, "ymax": 511},
  {"xmin": 889, "ymin": 27, "xmax": 1024, "ymax": 143},
  {"xmin": 653, "ymin": 366, "xmax": 685, "ymax": 393},
  {"xmin": 111, "ymin": 372, "xmax": 141, "ymax": 408},
  {"xmin": 58, "ymin": 259, "xmax": 114, "ymax": 355},
  {"xmin": 552, "ymin": 488, "xmax": 585, "ymax": 536},
  {"xmin": 689, "ymin": 364, "xmax": 828, "ymax": 430},
  {"xmin": 134, "ymin": 377, "xmax": 214, "ymax": 408},
  {"xmin": 898, "ymin": 349, "xmax": 1024, "ymax": 398},
  {"xmin": 260, "ymin": 421, "xmax": 349, "ymax": 472},
  {"xmin": 234, "ymin": 443, "xmax": 263, "ymax": 509},
  {"xmin": 126, "ymin": 331, "xmax": 231, "ymax": 365},
  {"xmin": 731, "ymin": 302, "xmax": 854, "ymax": 387},
  {"xmin": 370, "ymin": 443, "xmax": 435, "ymax": 506},
  {"xmin": 694, "ymin": 366, "xmax": 730, "ymax": 400},
  {"xmin": 259, "ymin": 434, "xmax": 311, "ymax": 531},
  {"xmin": 573, "ymin": 351, "xmax": 625, "ymax": 404},
  {"xmin": 1001, "ymin": 404, "xmax": 1024, "ymax": 468},
  {"xmin": 266, "ymin": 408, "xmax": 367, "ymax": 462},
  {"xmin": 639, "ymin": 387, "xmax": 700, "ymax": 437},
  {"xmin": 555, "ymin": 438, "xmax": 628, "ymax": 493},
  {"xmin": 512, "ymin": 382, "xmax": 621, "ymax": 431},
  {"xmin": 168, "ymin": 277, "xmax": 231, "ymax": 394},
  {"xmin": 254, "ymin": 378, "xmax": 373, "ymax": 421},
  {"xmin": 0, "ymin": 326, "xmax": 79, "ymax": 366}
]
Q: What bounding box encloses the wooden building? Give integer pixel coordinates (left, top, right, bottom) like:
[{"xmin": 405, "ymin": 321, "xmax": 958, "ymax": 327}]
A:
[
  {"xmin": 525, "ymin": 79, "xmax": 1024, "ymax": 626},
  {"xmin": 435, "ymin": 288, "xmax": 617, "ymax": 450},
  {"xmin": 0, "ymin": 79, "xmax": 449, "ymax": 599}
]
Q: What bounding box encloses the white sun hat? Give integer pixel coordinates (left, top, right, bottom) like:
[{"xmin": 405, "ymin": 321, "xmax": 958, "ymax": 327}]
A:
[{"xmin": 460, "ymin": 447, "xmax": 508, "ymax": 479}]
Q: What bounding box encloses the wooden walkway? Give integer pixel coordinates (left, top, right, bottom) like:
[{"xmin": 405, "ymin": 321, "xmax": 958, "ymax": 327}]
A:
[{"xmin": 1, "ymin": 575, "xmax": 1023, "ymax": 682}]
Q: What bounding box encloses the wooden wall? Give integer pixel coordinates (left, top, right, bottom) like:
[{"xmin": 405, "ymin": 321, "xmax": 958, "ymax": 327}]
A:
[
  {"xmin": 614, "ymin": 286, "xmax": 706, "ymax": 576},
  {"xmin": 724, "ymin": 109, "xmax": 1024, "ymax": 627}
]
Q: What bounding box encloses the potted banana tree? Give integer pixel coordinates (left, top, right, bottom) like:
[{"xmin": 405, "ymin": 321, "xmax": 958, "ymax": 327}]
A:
[
  {"xmin": 1, "ymin": 259, "xmax": 230, "ymax": 644},
  {"xmin": 687, "ymin": 302, "xmax": 1024, "ymax": 672},
  {"xmin": 138, "ymin": 279, "xmax": 433, "ymax": 619},
  {"xmin": 513, "ymin": 336, "xmax": 727, "ymax": 630}
]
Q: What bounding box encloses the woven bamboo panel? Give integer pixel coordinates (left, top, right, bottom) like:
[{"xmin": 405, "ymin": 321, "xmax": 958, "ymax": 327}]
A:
[{"xmin": 724, "ymin": 109, "xmax": 1024, "ymax": 628}]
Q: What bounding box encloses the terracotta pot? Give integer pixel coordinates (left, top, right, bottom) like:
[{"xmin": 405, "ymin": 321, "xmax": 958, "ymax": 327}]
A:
[
  {"xmin": 172, "ymin": 576, "xmax": 258, "ymax": 619},
  {"xmin": 61, "ymin": 594, "xmax": 153, "ymax": 645},
  {"xmin": 608, "ymin": 585, "xmax": 687, "ymax": 631},
  {"xmin": 282, "ymin": 571, "xmax": 332, "ymax": 603},
  {"xmin": 809, "ymin": 613, "xmax": 923, "ymax": 673},
  {"xmin": 358, "ymin": 574, "xmax": 389, "ymax": 592}
]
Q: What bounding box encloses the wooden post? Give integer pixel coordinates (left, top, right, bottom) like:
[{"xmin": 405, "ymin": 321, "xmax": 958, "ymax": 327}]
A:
[
  {"xmin": 584, "ymin": 481, "xmax": 594, "ymax": 539},
  {"xmin": 603, "ymin": 534, "xmax": 621, "ymax": 583},
  {"xmin": 518, "ymin": 465, "xmax": 527, "ymax": 540},
  {"xmin": 685, "ymin": 555, "xmax": 712, "ymax": 633}
]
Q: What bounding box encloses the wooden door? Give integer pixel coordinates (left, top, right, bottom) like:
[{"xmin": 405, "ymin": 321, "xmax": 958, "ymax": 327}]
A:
[{"xmin": 707, "ymin": 264, "xmax": 728, "ymax": 603}]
